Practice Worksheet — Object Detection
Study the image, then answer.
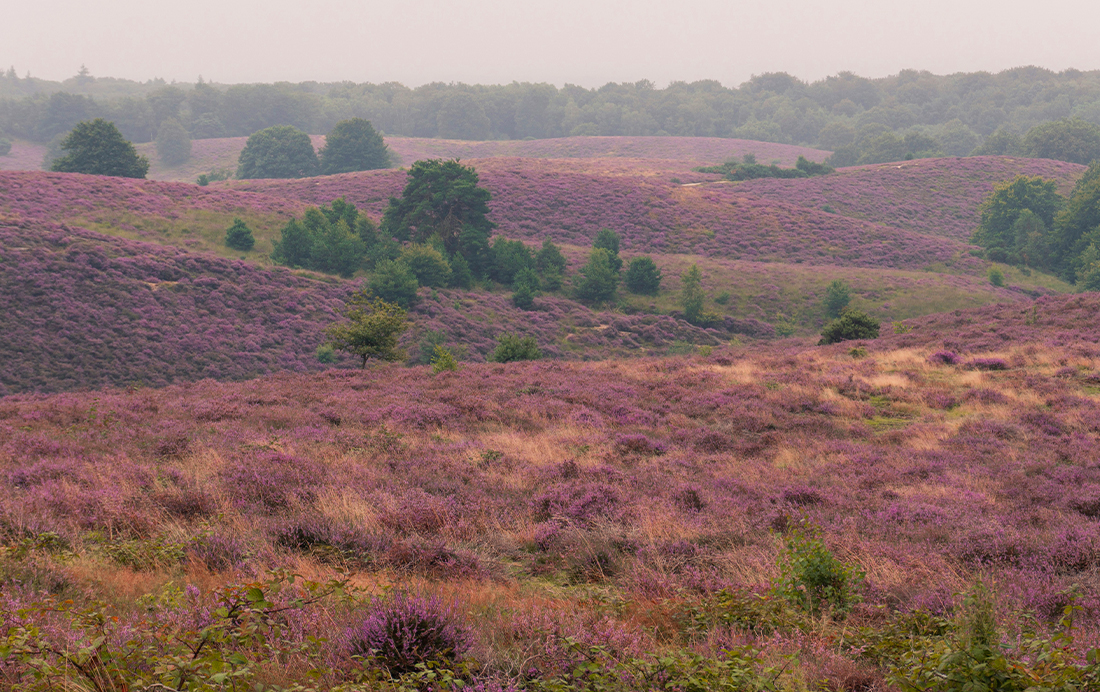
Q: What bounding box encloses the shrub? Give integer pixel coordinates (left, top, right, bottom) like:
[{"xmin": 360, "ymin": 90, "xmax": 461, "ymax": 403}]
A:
[
  {"xmin": 819, "ymin": 309, "xmax": 880, "ymax": 345},
  {"xmin": 988, "ymin": 266, "xmax": 1005, "ymax": 287},
  {"xmin": 928, "ymin": 350, "xmax": 960, "ymax": 365},
  {"xmin": 430, "ymin": 345, "xmax": 458, "ymax": 373},
  {"xmin": 51, "ymin": 118, "xmax": 149, "ymax": 178},
  {"xmin": 512, "ymin": 266, "xmax": 540, "ymax": 309},
  {"xmin": 680, "ymin": 264, "xmax": 705, "ymax": 324},
  {"xmin": 369, "ymin": 260, "xmax": 419, "ymax": 308},
  {"xmin": 224, "ymin": 218, "xmax": 255, "ymax": 251},
  {"xmin": 345, "ymin": 593, "xmax": 471, "ymax": 676},
  {"xmin": 315, "ymin": 343, "xmax": 337, "ymax": 363},
  {"xmin": 0, "ymin": 137, "xmax": 11, "ymax": 156},
  {"xmin": 772, "ymin": 523, "xmax": 864, "ymax": 616},
  {"xmin": 324, "ymin": 293, "xmax": 409, "ymax": 367},
  {"xmin": 624, "ymin": 256, "xmax": 662, "ymax": 295},
  {"xmin": 968, "ymin": 357, "xmax": 1009, "ymax": 371},
  {"xmin": 489, "ymin": 333, "xmax": 541, "ymax": 363},
  {"xmin": 593, "ymin": 228, "xmax": 622, "ymax": 273},
  {"xmin": 575, "ymin": 248, "xmax": 619, "ymax": 304}
]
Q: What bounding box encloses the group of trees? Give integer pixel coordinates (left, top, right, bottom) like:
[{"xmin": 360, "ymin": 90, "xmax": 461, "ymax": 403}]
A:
[
  {"xmin": 970, "ymin": 164, "xmax": 1100, "ymax": 286},
  {"xmin": 6, "ymin": 67, "xmax": 1100, "ymax": 160},
  {"xmin": 236, "ymin": 118, "xmax": 390, "ymax": 179}
]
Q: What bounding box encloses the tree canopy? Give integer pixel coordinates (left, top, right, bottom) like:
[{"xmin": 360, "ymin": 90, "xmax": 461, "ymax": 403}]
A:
[
  {"xmin": 319, "ymin": 118, "xmax": 391, "ymax": 174},
  {"xmin": 381, "ymin": 159, "xmax": 494, "ymax": 270},
  {"xmin": 1023, "ymin": 118, "xmax": 1100, "ymax": 165},
  {"xmin": 50, "ymin": 118, "xmax": 148, "ymax": 178},
  {"xmin": 971, "ymin": 176, "xmax": 1062, "ymax": 265},
  {"xmin": 271, "ymin": 199, "xmax": 371, "ymax": 276},
  {"xmin": 236, "ymin": 125, "xmax": 319, "ymax": 179}
]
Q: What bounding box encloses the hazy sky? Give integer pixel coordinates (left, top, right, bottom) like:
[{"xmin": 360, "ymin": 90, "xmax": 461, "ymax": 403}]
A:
[{"xmin": 5, "ymin": 0, "xmax": 1099, "ymax": 87}]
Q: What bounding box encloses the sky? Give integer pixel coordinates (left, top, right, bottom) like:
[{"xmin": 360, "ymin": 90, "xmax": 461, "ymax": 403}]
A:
[{"xmin": 4, "ymin": 0, "xmax": 1100, "ymax": 88}]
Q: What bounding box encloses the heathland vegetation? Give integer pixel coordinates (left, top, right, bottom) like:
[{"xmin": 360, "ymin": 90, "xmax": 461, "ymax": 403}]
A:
[{"xmin": 5, "ymin": 66, "xmax": 1100, "ymax": 690}]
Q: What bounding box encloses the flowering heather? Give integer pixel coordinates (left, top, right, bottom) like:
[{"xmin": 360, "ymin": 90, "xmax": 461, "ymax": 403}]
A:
[
  {"xmin": 872, "ymin": 293, "xmax": 1100, "ymax": 355},
  {"xmin": 733, "ymin": 156, "xmax": 1086, "ymax": 241},
  {"xmin": 3, "ymin": 303, "xmax": 1100, "ymax": 685},
  {"xmin": 0, "ymin": 139, "xmax": 47, "ymax": 172}
]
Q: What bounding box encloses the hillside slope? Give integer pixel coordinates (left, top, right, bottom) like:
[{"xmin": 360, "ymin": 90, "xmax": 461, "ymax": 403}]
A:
[
  {"xmin": 224, "ymin": 159, "xmax": 985, "ymax": 272},
  {"xmin": 733, "ymin": 156, "xmax": 1085, "ymax": 241}
]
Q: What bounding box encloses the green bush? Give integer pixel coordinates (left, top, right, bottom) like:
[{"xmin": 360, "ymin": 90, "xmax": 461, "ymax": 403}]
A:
[
  {"xmin": 369, "ymin": 260, "xmax": 419, "ymax": 308},
  {"xmin": 224, "ymin": 218, "xmax": 255, "ymax": 251},
  {"xmin": 772, "ymin": 523, "xmax": 864, "ymax": 616},
  {"xmin": 315, "ymin": 344, "xmax": 337, "ymax": 363},
  {"xmin": 399, "ymin": 243, "xmax": 451, "ymax": 288},
  {"xmin": 819, "ymin": 309, "xmax": 880, "ymax": 345},
  {"xmin": 489, "ymin": 333, "xmax": 541, "ymax": 363},
  {"xmin": 988, "ymin": 266, "xmax": 1005, "ymax": 287},
  {"xmin": 430, "ymin": 345, "xmax": 459, "ymax": 373},
  {"xmin": 0, "ymin": 137, "xmax": 11, "ymax": 156}
]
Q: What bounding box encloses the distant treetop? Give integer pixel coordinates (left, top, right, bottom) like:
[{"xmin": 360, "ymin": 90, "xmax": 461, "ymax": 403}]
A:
[
  {"xmin": 319, "ymin": 118, "xmax": 391, "ymax": 174},
  {"xmin": 236, "ymin": 125, "xmax": 319, "ymax": 180}
]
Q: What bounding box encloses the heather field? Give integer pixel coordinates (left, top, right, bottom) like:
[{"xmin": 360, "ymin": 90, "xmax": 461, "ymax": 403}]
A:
[
  {"xmin": 0, "ymin": 140, "xmax": 46, "ymax": 172},
  {"xmin": 4, "ymin": 293, "xmax": 1100, "ymax": 689},
  {"xmin": 733, "ymin": 156, "xmax": 1086, "ymax": 241}
]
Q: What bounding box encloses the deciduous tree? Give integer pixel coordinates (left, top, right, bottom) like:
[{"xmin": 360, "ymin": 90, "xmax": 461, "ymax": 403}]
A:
[{"xmin": 323, "ymin": 294, "xmax": 408, "ymax": 368}]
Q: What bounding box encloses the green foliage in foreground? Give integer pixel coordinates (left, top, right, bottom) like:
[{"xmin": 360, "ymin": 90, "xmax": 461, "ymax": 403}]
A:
[{"xmin": 772, "ymin": 524, "xmax": 864, "ymax": 616}]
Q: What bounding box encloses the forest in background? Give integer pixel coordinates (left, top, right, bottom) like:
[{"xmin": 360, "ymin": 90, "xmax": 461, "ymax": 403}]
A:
[{"xmin": 2, "ymin": 65, "xmax": 1100, "ymax": 158}]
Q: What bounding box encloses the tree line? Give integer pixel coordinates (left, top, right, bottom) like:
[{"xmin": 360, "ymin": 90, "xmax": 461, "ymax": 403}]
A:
[{"xmin": 3, "ymin": 67, "xmax": 1100, "ymax": 157}]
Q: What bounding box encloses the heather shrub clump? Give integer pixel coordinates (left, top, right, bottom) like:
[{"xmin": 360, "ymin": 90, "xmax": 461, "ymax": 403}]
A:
[
  {"xmin": 345, "ymin": 593, "xmax": 471, "ymax": 676},
  {"xmin": 928, "ymin": 350, "xmax": 960, "ymax": 365}
]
